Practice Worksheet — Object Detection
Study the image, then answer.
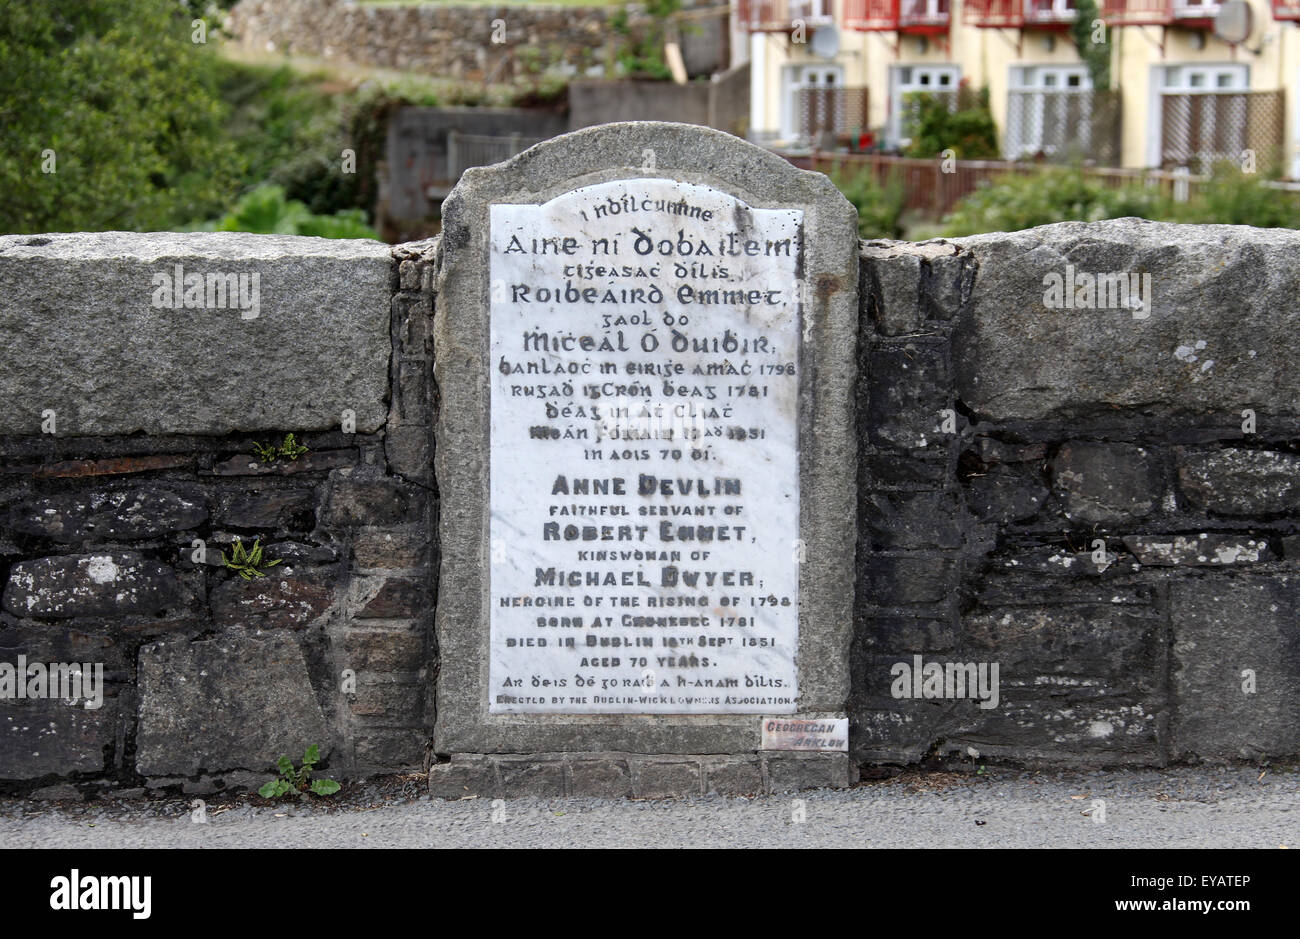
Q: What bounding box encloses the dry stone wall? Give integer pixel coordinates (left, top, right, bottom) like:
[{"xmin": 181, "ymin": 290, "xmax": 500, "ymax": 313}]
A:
[{"xmin": 0, "ymin": 132, "xmax": 1297, "ymax": 801}]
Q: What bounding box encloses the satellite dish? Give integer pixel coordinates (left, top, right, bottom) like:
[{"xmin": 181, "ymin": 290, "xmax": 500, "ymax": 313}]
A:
[
  {"xmin": 810, "ymin": 25, "xmax": 841, "ymax": 60},
  {"xmin": 1214, "ymin": 0, "xmax": 1253, "ymax": 45}
]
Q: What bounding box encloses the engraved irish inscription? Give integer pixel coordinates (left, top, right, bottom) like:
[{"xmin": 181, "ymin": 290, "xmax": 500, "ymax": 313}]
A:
[{"xmin": 489, "ymin": 178, "xmax": 801, "ymax": 714}]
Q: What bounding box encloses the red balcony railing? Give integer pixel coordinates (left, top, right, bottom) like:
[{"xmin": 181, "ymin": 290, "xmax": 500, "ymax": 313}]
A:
[
  {"xmin": 1275, "ymin": 0, "xmax": 1300, "ymax": 19},
  {"xmin": 964, "ymin": 0, "xmax": 1227, "ymax": 26},
  {"xmin": 736, "ymin": 0, "xmax": 835, "ymax": 31},
  {"xmin": 844, "ymin": 0, "xmax": 898, "ymax": 29},
  {"xmin": 964, "ymin": 0, "xmax": 1078, "ymax": 26},
  {"xmin": 963, "ymin": 0, "xmax": 1025, "ymax": 27},
  {"xmin": 1103, "ymin": 0, "xmax": 1174, "ymax": 25},
  {"xmin": 844, "ymin": 0, "xmax": 951, "ymax": 31}
]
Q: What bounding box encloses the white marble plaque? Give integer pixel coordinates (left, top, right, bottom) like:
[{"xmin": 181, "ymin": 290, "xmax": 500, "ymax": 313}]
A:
[{"xmin": 488, "ymin": 178, "xmax": 801, "ymax": 714}]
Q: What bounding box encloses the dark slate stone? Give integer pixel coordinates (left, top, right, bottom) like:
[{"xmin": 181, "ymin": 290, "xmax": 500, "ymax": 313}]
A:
[
  {"xmin": 0, "ymin": 622, "xmax": 127, "ymax": 678},
  {"xmin": 1050, "ymin": 441, "xmax": 1161, "ymax": 525},
  {"xmin": 866, "ymin": 614, "xmax": 959, "ymax": 653},
  {"xmin": 6, "ymin": 487, "xmax": 207, "ymax": 541},
  {"xmin": 2, "ymin": 552, "xmax": 191, "ymax": 618},
  {"xmin": 1170, "ymin": 574, "xmax": 1300, "ymax": 760},
  {"xmin": 863, "ymin": 555, "xmax": 958, "ymax": 605},
  {"xmin": 854, "ymin": 603, "xmax": 1165, "ymax": 764},
  {"xmin": 357, "ymin": 578, "xmax": 428, "ymax": 618},
  {"xmin": 210, "ymin": 566, "xmax": 336, "ymax": 630},
  {"xmin": 217, "ymin": 489, "xmax": 315, "ymax": 530},
  {"xmin": 210, "ymin": 449, "xmax": 357, "ymax": 477},
  {"xmin": 342, "ymin": 630, "xmax": 424, "ymax": 672},
  {"xmin": 135, "ymin": 633, "xmax": 329, "ymax": 776},
  {"xmin": 0, "ymin": 698, "xmax": 117, "ymax": 779},
  {"xmin": 352, "ymin": 531, "xmax": 429, "ymax": 569},
  {"xmin": 965, "ymin": 467, "xmax": 1049, "ymax": 524},
  {"xmin": 1123, "ymin": 533, "xmax": 1271, "ymax": 567},
  {"xmin": 866, "ymin": 342, "xmax": 952, "ymax": 450},
  {"xmin": 865, "ymin": 490, "xmax": 968, "ymax": 550},
  {"xmin": 326, "ymin": 476, "xmax": 420, "ymax": 527},
  {"xmin": 1177, "ymin": 449, "xmax": 1300, "ymax": 515}
]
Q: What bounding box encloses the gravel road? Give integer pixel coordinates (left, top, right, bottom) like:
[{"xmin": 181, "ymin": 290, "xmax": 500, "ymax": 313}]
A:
[{"xmin": 1, "ymin": 765, "xmax": 1295, "ymax": 849}]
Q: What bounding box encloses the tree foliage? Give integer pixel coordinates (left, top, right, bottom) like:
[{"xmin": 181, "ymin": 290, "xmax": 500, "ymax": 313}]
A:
[
  {"xmin": 1070, "ymin": 0, "xmax": 1111, "ymax": 92},
  {"xmin": 0, "ymin": 0, "xmax": 241, "ymax": 233}
]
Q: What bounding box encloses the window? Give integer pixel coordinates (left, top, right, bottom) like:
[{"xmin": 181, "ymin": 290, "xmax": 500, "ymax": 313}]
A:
[
  {"xmin": 890, "ymin": 65, "xmax": 961, "ymax": 147},
  {"xmin": 899, "ymin": 0, "xmax": 950, "ymax": 23},
  {"xmin": 1172, "ymin": 0, "xmax": 1221, "ymax": 16},
  {"xmin": 1006, "ymin": 65, "xmax": 1093, "ymax": 158},
  {"xmin": 1024, "ymin": 0, "xmax": 1077, "ymax": 20},
  {"xmin": 1161, "ymin": 64, "xmax": 1247, "ymax": 92},
  {"xmin": 781, "ymin": 64, "xmax": 843, "ymax": 141},
  {"xmin": 1158, "ymin": 64, "xmax": 1251, "ymax": 170}
]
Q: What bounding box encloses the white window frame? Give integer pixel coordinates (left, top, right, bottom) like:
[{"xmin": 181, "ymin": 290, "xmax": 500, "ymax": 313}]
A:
[
  {"xmin": 1006, "ymin": 65, "xmax": 1093, "ymax": 158},
  {"xmin": 1023, "ymin": 0, "xmax": 1077, "ymax": 22},
  {"xmin": 782, "ymin": 63, "xmax": 844, "ymax": 142},
  {"xmin": 788, "ymin": 0, "xmax": 834, "ymax": 26},
  {"xmin": 889, "ymin": 64, "xmax": 961, "ymax": 148},
  {"xmin": 1155, "ymin": 63, "xmax": 1250, "ymax": 168},
  {"xmin": 899, "ymin": 0, "xmax": 950, "ymax": 24},
  {"xmin": 1171, "ymin": 0, "xmax": 1222, "ymax": 17}
]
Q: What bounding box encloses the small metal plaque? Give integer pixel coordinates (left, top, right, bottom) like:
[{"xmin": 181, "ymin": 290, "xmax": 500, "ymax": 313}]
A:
[{"xmin": 760, "ymin": 717, "xmax": 848, "ymax": 751}]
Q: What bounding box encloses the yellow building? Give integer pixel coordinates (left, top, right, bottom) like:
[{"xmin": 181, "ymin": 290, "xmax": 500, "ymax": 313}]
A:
[{"xmin": 736, "ymin": 0, "xmax": 1300, "ymax": 176}]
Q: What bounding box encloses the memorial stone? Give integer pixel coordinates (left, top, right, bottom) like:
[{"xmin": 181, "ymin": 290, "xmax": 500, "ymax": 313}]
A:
[{"xmin": 434, "ymin": 122, "xmax": 858, "ymax": 759}]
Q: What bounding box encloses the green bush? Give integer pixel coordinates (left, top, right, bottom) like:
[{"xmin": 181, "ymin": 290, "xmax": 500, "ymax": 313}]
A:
[
  {"xmin": 611, "ymin": 0, "xmax": 681, "ymax": 80},
  {"xmin": 941, "ymin": 163, "xmax": 1300, "ymax": 235},
  {"xmin": 829, "ymin": 163, "xmax": 906, "ymax": 239},
  {"xmin": 197, "ymin": 184, "xmax": 378, "ymax": 239},
  {"xmin": 940, "ymin": 167, "xmax": 1171, "ymax": 236},
  {"xmin": 1171, "ymin": 162, "xmax": 1300, "ymax": 228},
  {"xmin": 904, "ymin": 86, "xmax": 999, "ymax": 160}
]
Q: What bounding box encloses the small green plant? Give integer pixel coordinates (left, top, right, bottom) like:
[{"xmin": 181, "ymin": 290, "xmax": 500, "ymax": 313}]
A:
[
  {"xmin": 258, "ymin": 745, "xmax": 341, "ymax": 799},
  {"xmin": 277, "ymin": 433, "xmax": 309, "ymax": 460},
  {"xmin": 222, "ymin": 538, "xmax": 282, "ymax": 580},
  {"xmin": 252, "ymin": 432, "xmax": 309, "ymax": 464}
]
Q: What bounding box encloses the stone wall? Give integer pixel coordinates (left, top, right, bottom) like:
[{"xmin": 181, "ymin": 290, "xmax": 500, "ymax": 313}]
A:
[
  {"xmin": 2, "ymin": 214, "xmax": 1297, "ymax": 800},
  {"xmin": 855, "ymin": 220, "xmax": 1300, "ymax": 768},
  {"xmin": 568, "ymin": 64, "xmax": 750, "ymax": 137},
  {"xmin": 226, "ymin": 0, "xmax": 727, "ymax": 82},
  {"xmin": 0, "ymin": 233, "xmax": 439, "ymax": 798}
]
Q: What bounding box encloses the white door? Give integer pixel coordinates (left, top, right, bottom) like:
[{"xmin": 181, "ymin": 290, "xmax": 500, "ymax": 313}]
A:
[{"xmin": 889, "ymin": 65, "xmax": 961, "ymax": 148}]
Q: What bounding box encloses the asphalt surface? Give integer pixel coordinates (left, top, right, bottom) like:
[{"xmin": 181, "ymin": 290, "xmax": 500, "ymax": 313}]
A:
[{"xmin": 1, "ymin": 765, "xmax": 1296, "ymax": 848}]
